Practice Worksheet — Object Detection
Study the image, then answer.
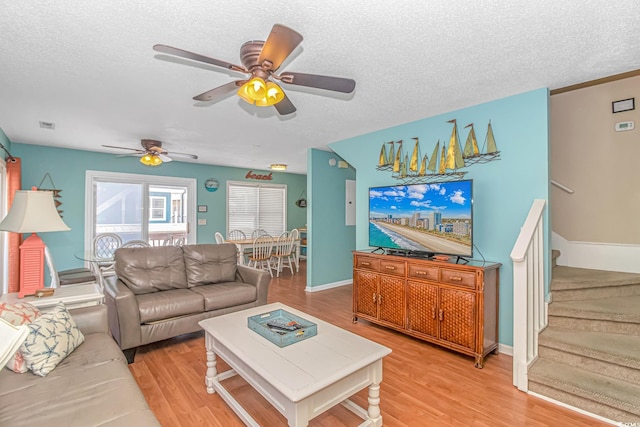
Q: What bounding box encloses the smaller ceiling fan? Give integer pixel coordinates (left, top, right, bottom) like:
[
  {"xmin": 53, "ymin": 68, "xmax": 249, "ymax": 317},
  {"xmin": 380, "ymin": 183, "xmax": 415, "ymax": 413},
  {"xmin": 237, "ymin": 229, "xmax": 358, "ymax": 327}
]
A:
[
  {"xmin": 103, "ymin": 139, "xmax": 198, "ymax": 167},
  {"xmin": 153, "ymin": 24, "xmax": 356, "ymax": 115}
]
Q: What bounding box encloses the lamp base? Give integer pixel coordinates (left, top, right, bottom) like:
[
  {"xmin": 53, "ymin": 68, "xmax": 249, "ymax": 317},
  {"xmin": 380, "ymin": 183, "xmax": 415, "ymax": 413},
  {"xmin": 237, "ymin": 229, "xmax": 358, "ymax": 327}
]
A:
[{"xmin": 18, "ymin": 233, "xmax": 46, "ymax": 298}]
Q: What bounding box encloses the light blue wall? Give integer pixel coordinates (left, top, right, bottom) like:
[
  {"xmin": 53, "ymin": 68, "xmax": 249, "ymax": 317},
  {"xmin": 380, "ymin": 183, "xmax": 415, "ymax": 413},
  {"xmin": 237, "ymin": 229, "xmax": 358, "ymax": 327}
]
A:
[
  {"xmin": 330, "ymin": 88, "xmax": 550, "ymax": 346},
  {"xmin": 8, "ymin": 142, "xmax": 307, "ymax": 272},
  {"xmin": 307, "ymin": 149, "xmax": 357, "ymax": 289}
]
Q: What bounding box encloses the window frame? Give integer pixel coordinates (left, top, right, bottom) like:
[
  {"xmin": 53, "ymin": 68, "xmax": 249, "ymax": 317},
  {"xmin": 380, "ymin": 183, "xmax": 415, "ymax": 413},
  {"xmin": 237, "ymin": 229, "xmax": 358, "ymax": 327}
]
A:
[
  {"xmin": 226, "ymin": 180, "xmax": 287, "ymax": 238},
  {"xmin": 149, "ymin": 196, "xmax": 167, "ymax": 221},
  {"xmin": 84, "ymin": 170, "xmax": 196, "ymax": 252}
]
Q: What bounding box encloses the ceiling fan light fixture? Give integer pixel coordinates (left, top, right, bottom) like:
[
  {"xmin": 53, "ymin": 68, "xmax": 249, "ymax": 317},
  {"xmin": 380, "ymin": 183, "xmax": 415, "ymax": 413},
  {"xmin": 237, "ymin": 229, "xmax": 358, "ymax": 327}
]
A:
[
  {"xmin": 270, "ymin": 163, "xmax": 287, "ymax": 171},
  {"xmin": 245, "ymin": 77, "xmax": 267, "ymax": 101},
  {"xmin": 140, "ymin": 153, "xmax": 162, "ymax": 166},
  {"xmin": 263, "ymin": 81, "xmax": 285, "ymax": 106},
  {"xmin": 237, "ymin": 82, "xmax": 254, "ymax": 104}
]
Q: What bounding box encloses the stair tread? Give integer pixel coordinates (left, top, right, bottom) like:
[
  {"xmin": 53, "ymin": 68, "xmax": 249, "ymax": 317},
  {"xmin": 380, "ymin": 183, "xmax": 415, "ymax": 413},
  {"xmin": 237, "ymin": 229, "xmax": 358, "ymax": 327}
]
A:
[
  {"xmin": 550, "ymin": 295, "xmax": 640, "ymax": 322},
  {"xmin": 529, "ymin": 359, "xmax": 640, "ymax": 412},
  {"xmin": 552, "ymin": 266, "xmax": 640, "ymax": 291},
  {"xmin": 540, "ymin": 327, "xmax": 640, "ymax": 368}
]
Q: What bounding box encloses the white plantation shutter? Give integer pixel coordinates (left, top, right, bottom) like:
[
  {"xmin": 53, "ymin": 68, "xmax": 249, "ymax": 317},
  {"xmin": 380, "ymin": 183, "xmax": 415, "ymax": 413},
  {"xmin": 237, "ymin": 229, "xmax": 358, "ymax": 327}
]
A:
[{"xmin": 227, "ymin": 182, "xmax": 286, "ymax": 237}]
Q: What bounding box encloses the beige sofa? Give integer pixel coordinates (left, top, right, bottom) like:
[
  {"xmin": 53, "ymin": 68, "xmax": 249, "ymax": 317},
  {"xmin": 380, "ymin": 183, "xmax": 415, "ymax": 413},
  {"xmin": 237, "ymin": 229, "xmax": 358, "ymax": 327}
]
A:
[
  {"xmin": 0, "ymin": 305, "xmax": 160, "ymax": 427},
  {"xmin": 104, "ymin": 243, "xmax": 271, "ymax": 362}
]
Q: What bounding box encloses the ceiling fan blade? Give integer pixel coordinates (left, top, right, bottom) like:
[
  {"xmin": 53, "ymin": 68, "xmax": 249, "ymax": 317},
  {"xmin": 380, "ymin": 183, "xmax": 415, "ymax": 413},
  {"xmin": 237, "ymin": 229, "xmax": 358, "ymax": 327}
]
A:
[
  {"xmin": 167, "ymin": 152, "xmax": 198, "ymax": 160},
  {"xmin": 102, "ymin": 145, "xmax": 145, "ymax": 153},
  {"xmin": 153, "ymin": 44, "xmax": 245, "ymax": 72},
  {"xmin": 279, "ymin": 72, "xmax": 356, "ymax": 93},
  {"xmin": 158, "ymin": 154, "xmax": 173, "ymax": 163},
  {"xmin": 193, "ymin": 81, "xmax": 242, "ymax": 102},
  {"xmin": 274, "ymin": 93, "xmax": 297, "ymax": 115},
  {"xmin": 258, "ymin": 24, "xmax": 303, "ymax": 71}
]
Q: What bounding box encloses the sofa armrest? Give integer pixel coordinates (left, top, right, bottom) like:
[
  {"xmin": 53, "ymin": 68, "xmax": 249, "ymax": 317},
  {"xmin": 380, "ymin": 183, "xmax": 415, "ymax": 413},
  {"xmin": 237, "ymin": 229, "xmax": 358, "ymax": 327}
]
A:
[
  {"xmin": 69, "ymin": 305, "xmax": 109, "ymax": 335},
  {"xmin": 236, "ymin": 265, "xmax": 271, "ymax": 305},
  {"xmin": 103, "ymin": 275, "xmax": 142, "ymax": 350}
]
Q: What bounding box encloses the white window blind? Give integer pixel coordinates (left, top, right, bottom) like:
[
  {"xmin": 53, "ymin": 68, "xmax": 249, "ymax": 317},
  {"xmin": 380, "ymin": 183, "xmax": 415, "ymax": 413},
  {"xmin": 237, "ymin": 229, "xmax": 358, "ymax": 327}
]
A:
[{"xmin": 227, "ymin": 182, "xmax": 286, "ymax": 237}]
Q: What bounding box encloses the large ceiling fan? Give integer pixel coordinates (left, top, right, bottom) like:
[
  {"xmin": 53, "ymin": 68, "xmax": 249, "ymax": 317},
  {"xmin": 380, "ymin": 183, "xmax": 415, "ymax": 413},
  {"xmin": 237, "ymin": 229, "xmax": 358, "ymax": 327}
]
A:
[
  {"xmin": 103, "ymin": 139, "xmax": 198, "ymax": 166},
  {"xmin": 153, "ymin": 24, "xmax": 356, "ymax": 115}
]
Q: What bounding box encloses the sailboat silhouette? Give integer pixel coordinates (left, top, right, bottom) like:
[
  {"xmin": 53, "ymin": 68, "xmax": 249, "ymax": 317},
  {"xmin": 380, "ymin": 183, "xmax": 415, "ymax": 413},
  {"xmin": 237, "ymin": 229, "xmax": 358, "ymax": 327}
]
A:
[{"xmin": 462, "ymin": 121, "xmax": 500, "ymax": 165}]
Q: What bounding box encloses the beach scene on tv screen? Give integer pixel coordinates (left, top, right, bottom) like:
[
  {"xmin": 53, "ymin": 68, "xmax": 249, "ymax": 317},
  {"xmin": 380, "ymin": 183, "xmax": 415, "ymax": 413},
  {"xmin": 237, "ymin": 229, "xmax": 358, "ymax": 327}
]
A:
[{"xmin": 369, "ymin": 181, "xmax": 472, "ymax": 256}]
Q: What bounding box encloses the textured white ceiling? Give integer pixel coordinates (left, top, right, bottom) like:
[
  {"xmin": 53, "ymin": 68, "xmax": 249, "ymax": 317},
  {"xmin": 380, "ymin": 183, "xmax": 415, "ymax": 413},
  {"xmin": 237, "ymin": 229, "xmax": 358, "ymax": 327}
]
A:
[{"xmin": 1, "ymin": 1, "xmax": 639, "ymax": 174}]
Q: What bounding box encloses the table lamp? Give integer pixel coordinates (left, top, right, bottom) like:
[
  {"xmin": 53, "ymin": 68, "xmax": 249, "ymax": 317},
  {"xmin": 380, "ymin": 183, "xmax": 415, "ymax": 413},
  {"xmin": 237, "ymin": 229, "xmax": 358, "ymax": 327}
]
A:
[{"xmin": 0, "ymin": 190, "xmax": 70, "ymax": 297}]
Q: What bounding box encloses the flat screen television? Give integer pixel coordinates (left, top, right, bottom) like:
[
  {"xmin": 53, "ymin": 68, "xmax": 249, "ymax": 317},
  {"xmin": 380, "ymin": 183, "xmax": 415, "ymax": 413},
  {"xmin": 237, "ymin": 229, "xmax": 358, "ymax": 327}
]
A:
[{"xmin": 368, "ymin": 180, "xmax": 473, "ymax": 259}]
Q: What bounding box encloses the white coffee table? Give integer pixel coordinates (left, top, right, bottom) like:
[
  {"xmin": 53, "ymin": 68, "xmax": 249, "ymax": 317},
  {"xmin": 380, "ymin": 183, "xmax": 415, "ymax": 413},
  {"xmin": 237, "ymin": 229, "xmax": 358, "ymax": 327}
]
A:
[{"xmin": 198, "ymin": 302, "xmax": 392, "ymax": 427}]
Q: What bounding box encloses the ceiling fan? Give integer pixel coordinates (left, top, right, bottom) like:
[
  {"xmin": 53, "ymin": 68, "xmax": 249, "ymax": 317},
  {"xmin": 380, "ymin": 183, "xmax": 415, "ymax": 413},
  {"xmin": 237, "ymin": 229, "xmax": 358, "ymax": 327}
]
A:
[
  {"xmin": 103, "ymin": 139, "xmax": 198, "ymax": 166},
  {"xmin": 153, "ymin": 24, "xmax": 356, "ymax": 115}
]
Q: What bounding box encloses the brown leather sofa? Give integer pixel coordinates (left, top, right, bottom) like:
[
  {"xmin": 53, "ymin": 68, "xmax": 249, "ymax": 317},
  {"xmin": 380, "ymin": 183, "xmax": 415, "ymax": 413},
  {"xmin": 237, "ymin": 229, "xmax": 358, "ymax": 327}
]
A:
[
  {"xmin": 0, "ymin": 305, "xmax": 160, "ymax": 426},
  {"xmin": 104, "ymin": 243, "xmax": 271, "ymax": 362}
]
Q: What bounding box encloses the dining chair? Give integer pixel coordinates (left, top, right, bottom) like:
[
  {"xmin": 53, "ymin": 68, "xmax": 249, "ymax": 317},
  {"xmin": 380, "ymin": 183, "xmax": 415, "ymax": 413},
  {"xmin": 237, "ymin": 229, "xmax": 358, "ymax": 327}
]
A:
[
  {"xmin": 121, "ymin": 240, "xmax": 151, "ymax": 248},
  {"xmin": 290, "ymin": 228, "xmax": 300, "ymax": 273},
  {"xmin": 251, "ymin": 228, "xmax": 270, "ymax": 239},
  {"xmin": 271, "ymin": 231, "xmax": 295, "ymax": 277},
  {"xmin": 214, "ymin": 232, "xmax": 225, "ymax": 244},
  {"xmin": 93, "ymin": 233, "xmax": 123, "ymax": 277},
  {"xmin": 44, "ymin": 246, "xmax": 97, "ymax": 288},
  {"xmin": 248, "ymin": 235, "xmax": 274, "ymax": 277},
  {"xmin": 227, "ymin": 229, "xmax": 249, "ymax": 263},
  {"xmin": 227, "ymin": 229, "xmax": 246, "ymax": 241}
]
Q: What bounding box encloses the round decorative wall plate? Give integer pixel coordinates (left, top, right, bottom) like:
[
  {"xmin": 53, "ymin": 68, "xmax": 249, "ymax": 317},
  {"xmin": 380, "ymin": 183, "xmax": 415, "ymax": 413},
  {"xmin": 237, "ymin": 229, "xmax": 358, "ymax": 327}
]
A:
[{"xmin": 204, "ymin": 178, "xmax": 219, "ymax": 192}]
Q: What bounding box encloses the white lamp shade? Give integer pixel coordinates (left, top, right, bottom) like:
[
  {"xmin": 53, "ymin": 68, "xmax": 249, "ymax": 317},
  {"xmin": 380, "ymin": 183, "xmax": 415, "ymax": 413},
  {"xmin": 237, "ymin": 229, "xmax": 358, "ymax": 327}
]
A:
[{"xmin": 0, "ymin": 190, "xmax": 70, "ymax": 233}]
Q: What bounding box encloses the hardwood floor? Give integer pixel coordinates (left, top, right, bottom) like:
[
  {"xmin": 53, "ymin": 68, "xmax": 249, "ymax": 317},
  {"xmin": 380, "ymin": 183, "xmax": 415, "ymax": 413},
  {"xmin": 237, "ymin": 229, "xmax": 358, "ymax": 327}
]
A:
[{"xmin": 129, "ymin": 263, "xmax": 608, "ymax": 426}]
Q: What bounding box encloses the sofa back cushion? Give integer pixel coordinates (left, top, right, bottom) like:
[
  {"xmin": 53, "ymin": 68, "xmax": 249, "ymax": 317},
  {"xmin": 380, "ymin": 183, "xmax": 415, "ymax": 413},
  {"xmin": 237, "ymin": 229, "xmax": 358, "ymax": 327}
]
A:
[
  {"xmin": 182, "ymin": 244, "xmax": 238, "ymax": 287},
  {"xmin": 114, "ymin": 246, "xmax": 187, "ymax": 294}
]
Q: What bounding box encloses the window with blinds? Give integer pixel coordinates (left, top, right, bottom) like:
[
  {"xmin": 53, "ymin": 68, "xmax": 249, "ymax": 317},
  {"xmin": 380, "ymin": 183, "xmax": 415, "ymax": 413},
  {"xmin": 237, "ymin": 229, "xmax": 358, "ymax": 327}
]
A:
[{"xmin": 227, "ymin": 181, "xmax": 287, "ymax": 238}]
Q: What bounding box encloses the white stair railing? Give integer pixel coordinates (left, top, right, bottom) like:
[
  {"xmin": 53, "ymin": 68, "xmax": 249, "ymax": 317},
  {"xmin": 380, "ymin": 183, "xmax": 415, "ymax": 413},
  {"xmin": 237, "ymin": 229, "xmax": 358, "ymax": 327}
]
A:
[{"xmin": 510, "ymin": 199, "xmax": 547, "ymax": 392}]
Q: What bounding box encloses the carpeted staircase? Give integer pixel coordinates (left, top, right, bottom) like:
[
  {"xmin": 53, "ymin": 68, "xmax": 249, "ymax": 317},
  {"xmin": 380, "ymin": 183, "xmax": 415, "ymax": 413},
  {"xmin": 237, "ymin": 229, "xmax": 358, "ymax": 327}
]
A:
[{"xmin": 527, "ymin": 250, "xmax": 640, "ymax": 422}]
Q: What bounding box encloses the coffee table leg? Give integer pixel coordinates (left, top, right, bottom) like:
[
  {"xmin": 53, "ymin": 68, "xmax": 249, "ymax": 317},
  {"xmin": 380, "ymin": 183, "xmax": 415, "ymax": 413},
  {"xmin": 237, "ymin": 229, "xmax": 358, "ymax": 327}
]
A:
[
  {"xmin": 366, "ymin": 383, "xmax": 383, "ymax": 426},
  {"xmin": 205, "ymin": 338, "xmax": 218, "ymax": 394}
]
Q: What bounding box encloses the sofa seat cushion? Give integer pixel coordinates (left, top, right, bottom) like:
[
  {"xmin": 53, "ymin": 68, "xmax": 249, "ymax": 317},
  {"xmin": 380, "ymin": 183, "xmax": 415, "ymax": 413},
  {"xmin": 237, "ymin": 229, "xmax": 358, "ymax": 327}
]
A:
[
  {"xmin": 0, "ymin": 333, "xmax": 159, "ymax": 427},
  {"xmin": 136, "ymin": 289, "xmax": 204, "ymax": 324},
  {"xmin": 115, "ymin": 246, "xmax": 187, "ymax": 294},
  {"xmin": 190, "ymin": 282, "xmax": 257, "ymax": 311},
  {"xmin": 183, "ymin": 243, "xmax": 238, "ymax": 287}
]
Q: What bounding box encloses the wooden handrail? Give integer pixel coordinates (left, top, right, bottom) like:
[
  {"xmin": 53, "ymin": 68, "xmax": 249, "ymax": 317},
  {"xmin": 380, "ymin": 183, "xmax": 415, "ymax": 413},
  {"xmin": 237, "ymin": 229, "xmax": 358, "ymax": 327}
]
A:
[{"xmin": 551, "ymin": 180, "xmax": 574, "ymax": 194}]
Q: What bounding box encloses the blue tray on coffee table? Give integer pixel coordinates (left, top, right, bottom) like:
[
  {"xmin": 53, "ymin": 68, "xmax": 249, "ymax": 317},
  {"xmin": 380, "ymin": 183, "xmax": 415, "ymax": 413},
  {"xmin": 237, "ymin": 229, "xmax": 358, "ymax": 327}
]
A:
[{"xmin": 248, "ymin": 309, "xmax": 317, "ymax": 347}]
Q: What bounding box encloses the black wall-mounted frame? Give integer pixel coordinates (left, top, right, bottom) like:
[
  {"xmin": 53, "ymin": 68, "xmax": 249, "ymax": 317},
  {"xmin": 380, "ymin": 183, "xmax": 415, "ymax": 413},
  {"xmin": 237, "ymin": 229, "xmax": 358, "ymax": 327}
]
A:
[{"xmin": 612, "ymin": 98, "xmax": 635, "ymax": 113}]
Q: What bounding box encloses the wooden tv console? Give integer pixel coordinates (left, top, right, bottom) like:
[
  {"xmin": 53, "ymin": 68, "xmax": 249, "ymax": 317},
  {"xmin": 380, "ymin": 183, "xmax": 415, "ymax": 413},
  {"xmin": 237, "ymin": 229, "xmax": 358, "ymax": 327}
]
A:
[{"xmin": 352, "ymin": 251, "xmax": 501, "ymax": 368}]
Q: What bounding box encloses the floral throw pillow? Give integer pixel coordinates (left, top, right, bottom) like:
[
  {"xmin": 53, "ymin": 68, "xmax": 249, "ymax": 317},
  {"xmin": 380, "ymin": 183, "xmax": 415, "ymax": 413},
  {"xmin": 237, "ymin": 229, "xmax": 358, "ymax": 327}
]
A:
[
  {"xmin": 20, "ymin": 302, "xmax": 85, "ymax": 377},
  {"xmin": 0, "ymin": 302, "xmax": 41, "ymax": 373}
]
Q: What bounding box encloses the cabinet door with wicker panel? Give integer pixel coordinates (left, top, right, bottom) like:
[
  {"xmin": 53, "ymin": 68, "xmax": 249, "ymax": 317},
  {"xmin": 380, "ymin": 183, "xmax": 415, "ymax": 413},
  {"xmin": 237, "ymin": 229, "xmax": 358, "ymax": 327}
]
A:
[
  {"xmin": 353, "ymin": 270, "xmax": 378, "ymax": 320},
  {"xmin": 378, "ymin": 275, "xmax": 405, "ymax": 328},
  {"xmin": 407, "ymin": 280, "xmax": 439, "ymax": 339},
  {"xmin": 438, "ymin": 287, "xmax": 476, "ymax": 351}
]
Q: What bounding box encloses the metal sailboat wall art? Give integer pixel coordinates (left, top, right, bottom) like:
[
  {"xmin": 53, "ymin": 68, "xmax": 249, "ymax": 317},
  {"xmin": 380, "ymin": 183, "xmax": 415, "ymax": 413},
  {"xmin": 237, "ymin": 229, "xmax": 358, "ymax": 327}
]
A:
[
  {"xmin": 462, "ymin": 121, "xmax": 501, "ymax": 165},
  {"xmin": 375, "ymin": 118, "xmax": 499, "ymax": 183}
]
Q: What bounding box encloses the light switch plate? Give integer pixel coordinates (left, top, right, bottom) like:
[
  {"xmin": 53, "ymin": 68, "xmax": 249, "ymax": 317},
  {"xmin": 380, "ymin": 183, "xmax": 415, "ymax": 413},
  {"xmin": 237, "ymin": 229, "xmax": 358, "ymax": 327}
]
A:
[{"xmin": 198, "ymin": 219, "xmax": 207, "ymax": 225}]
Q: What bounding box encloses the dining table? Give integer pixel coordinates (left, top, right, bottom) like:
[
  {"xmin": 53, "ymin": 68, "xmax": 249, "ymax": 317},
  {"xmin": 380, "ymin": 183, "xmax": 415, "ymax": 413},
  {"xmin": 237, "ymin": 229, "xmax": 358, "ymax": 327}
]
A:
[{"xmin": 225, "ymin": 237, "xmax": 301, "ymax": 271}]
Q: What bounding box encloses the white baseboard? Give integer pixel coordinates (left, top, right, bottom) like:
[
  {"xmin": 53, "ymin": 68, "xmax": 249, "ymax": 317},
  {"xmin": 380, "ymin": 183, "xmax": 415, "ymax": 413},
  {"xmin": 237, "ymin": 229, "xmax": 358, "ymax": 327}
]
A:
[
  {"xmin": 305, "ymin": 279, "xmax": 352, "ymax": 293},
  {"xmin": 498, "ymin": 343, "xmax": 513, "ymax": 356},
  {"xmin": 528, "ymin": 391, "xmax": 618, "ymax": 425},
  {"xmin": 552, "ymin": 232, "xmax": 640, "ymax": 273}
]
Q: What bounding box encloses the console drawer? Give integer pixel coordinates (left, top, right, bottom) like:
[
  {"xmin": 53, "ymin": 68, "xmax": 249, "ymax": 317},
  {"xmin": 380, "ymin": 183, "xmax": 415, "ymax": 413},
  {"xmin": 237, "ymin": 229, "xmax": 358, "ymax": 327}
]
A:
[
  {"xmin": 408, "ymin": 264, "xmax": 439, "ymax": 281},
  {"xmin": 379, "ymin": 259, "xmax": 405, "ymax": 277},
  {"xmin": 355, "ymin": 256, "xmax": 380, "ymax": 271},
  {"xmin": 440, "ymin": 268, "xmax": 476, "ymax": 289}
]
